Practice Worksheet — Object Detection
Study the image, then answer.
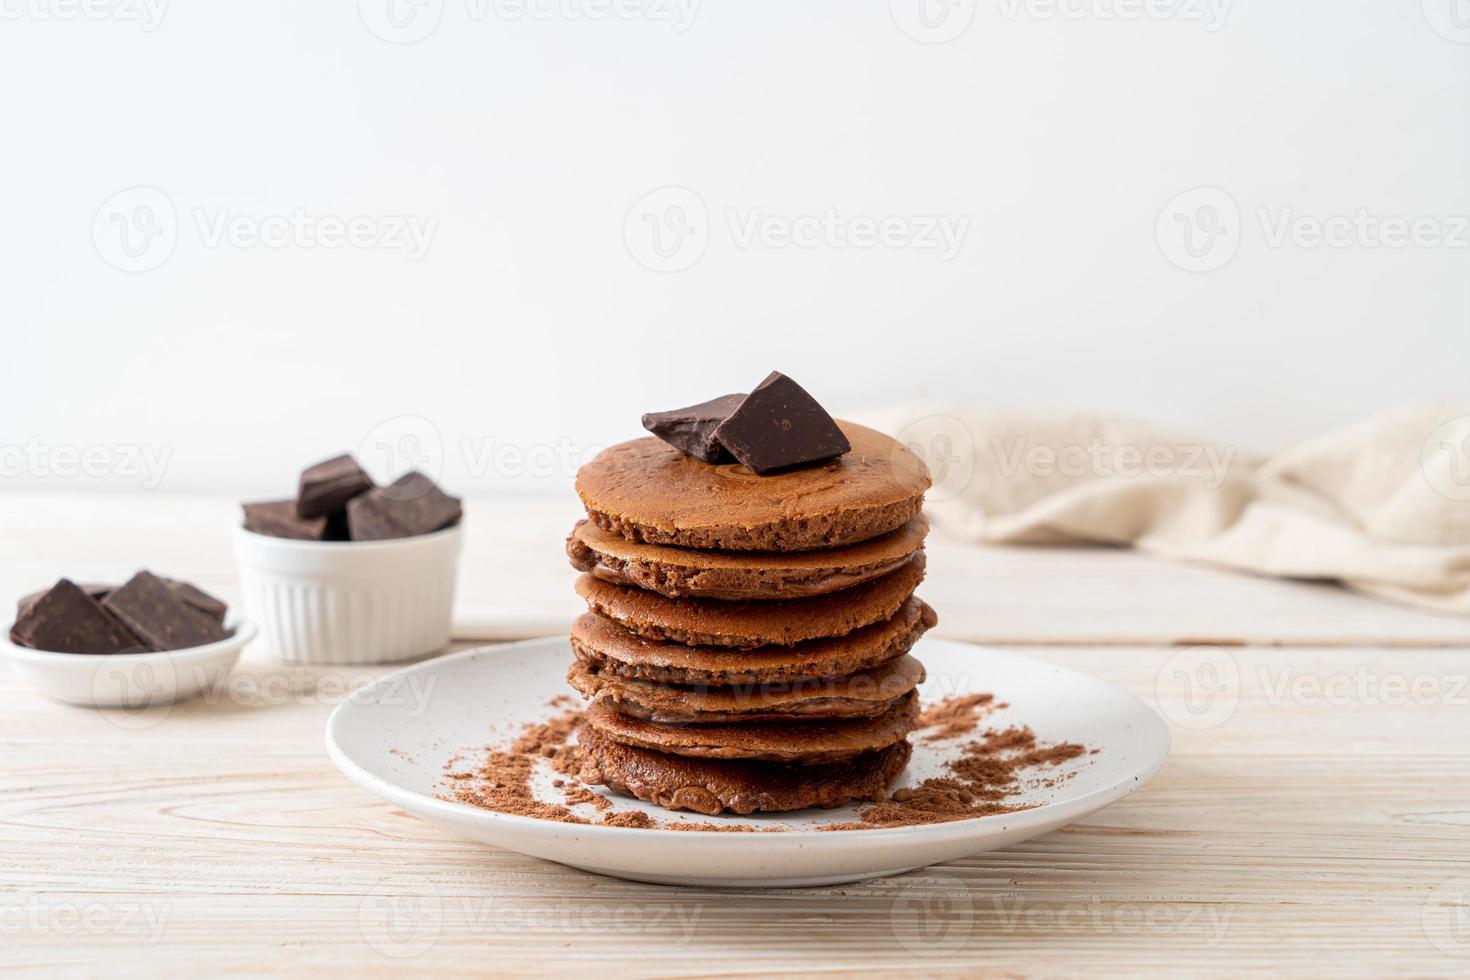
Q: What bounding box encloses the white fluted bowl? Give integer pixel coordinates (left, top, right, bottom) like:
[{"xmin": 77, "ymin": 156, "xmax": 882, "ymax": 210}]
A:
[{"xmin": 233, "ymin": 523, "xmax": 462, "ymax": 665}]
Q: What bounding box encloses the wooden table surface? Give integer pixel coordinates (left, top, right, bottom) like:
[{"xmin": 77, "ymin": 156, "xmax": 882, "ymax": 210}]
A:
[{"xmin": 3, "ymin": 493, "xmax": 1468, "ymax": 976}]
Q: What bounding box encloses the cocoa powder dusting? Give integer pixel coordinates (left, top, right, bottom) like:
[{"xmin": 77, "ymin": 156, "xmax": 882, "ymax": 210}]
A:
[
  {"xmin": 827, "ymin": 721, "xmax": 1090, "ymax": 830},
  {"xmin": 918, "ymin": 693, "xmax": 1003, "ymax": 742},
  {"xmin": 441, "ymin": 693, "xmax": 1092, "ymax": 831},
  {"xmin": 443, "ymin": 709, "xmax": 591, "ymax": 823}
]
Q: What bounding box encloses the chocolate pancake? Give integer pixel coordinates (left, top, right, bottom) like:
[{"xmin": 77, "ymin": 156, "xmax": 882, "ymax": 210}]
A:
[
  {"xmin": 575, "ymin": 422, "xmax": 930, "ymax": 552},
  {"xmin": 575, "ymin": 553, "xmax": 925, "ymax": 649},
  {"xmin": 583, "ymin": 692, "xmax": 919, "ymax": 764},
  {"xmin": 568, "ymin": 654, "xmax": 925, "ymax": 724},
  {"xmin": 567, "ymin": 515, "xmax": 928, "ymax": 601},
  {"xmin": 577, "ymin": 725, "xmax": 912, "ymax": 815},
  {"xmin": 570, "ymin": 597, "xmax": 938, "ymax": 686}
]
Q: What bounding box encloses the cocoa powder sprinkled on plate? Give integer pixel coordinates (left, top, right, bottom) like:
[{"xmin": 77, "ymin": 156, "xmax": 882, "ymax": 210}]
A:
[
  {"xmin": 441, "ymin": 693, "xmax": 1092, "ymax": 830},
  {"xmin": 917, "ymin": 692, "xmax": 1004, "ymax": 742}
]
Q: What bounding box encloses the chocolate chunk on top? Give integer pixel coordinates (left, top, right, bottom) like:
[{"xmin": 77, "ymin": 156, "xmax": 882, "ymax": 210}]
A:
[
  {"xmin": 346, "ymin": 471, "xmax": 462, "ymax": 541},
  {"xmin": 242, "ymin": 499, "xmax": 331, "ymax": 540},
  {"xmin": 103, "ymin": 571, "xmax": 230, "ymax": 651},
  {"xmin": 296, "ymin": 453, "xmax": 373, "ymax": 518},
  {"xmin": 712, "ymin": 371, "xmax": 851, "ymax": 473},
  {"xmin": 641, "ymin": 393, "xmax": 746, "ymax": 464},
  {"xmin": 10, "ymin": 579, "xmax": 148, "ymax": 654}
]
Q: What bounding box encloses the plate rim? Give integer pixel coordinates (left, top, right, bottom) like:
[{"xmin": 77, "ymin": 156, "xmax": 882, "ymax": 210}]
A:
[{"xmin": 324, "ymin": 635, "xmax": 1171, "ymax": 841}]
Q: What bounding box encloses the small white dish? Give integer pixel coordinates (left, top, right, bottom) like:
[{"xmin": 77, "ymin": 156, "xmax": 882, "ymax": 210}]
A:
[
  {"xmin": 233, "ymin": 522, "xmax": 462, "ymax": 665},
  {"xmin": 326, "ymin": 636, "xmax": 1170, "ymax": 888},
  {"xmin": 1, "ymin": 618, "xmax": 256, "ymax": 708}
]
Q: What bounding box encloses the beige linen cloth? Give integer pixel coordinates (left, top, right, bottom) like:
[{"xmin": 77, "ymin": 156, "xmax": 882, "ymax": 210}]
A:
[{"xmin": 864, "ymin": 401, "xmax": 1470, "ymax": 615}]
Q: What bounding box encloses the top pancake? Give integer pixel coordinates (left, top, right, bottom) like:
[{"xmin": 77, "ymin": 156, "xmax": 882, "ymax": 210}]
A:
[
  {"xmin": 566, "ymin": 514, "xmax": 928, "ymax": 601},
  {"xmin": 576, "ymin": 421, "xmax": 930, "ymax": 552}
]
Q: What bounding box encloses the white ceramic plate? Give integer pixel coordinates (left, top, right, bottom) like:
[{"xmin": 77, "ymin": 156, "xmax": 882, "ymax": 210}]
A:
[{"xmin": 326, "ymin": 636, "xmax": 1169, "ymax": 887}]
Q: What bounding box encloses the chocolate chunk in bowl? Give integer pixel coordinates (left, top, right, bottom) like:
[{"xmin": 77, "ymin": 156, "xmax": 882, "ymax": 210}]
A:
[
  {"xmin": 103, "ymin": 571, "xmax": 230, "ymax": 652},
  {"xmin": 10, "ymin": 579, "xmax": 148, "ymax": 654},
  {"xmin": 296, "ymin": 453, "xmax": 374, "ymax": 518},
  {"xmin": 346, "ymin": 471, "xmax": 462, "ymax": 541}
]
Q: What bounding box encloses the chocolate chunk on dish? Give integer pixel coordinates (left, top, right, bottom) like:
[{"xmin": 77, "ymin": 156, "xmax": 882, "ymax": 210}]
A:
[
  {"xmin": 346, "ymin": 471, "xmax": 462, "ymax": 541},
  {"xmin": 10, "ymin": 579, "xmax": 149, "ymax": 654},
  {"xmin": 158, "ymin": 577, "xmax": 228, "ymax": 624},
  {"xmin": 103, "ymin": 571, "xmax": 230, "ymax": 651}
]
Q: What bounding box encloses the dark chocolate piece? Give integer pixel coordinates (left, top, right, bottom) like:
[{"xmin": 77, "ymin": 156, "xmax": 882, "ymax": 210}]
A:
[
  {"xmin": 296, "ymin": 454, "xmax": 373, "ymax": 518},
  {"xmin": 712, "ymin": 371, "xmax": 851, "ymax": 474},
  {"xmin": 17, "ymin": 582, "xmax": 109, "ymax": 621},
  {"xmin": 641, "ymin": 393, "xmax": 746, "ymax": 464},
  {"xmin": 103, "ymin": 571, "xmax": 229, "ymax": 651},
  {"xmin": 242, "ymin": 499, "xmax": 330, "ymax": 540},
  {"xmin": 159, "ymin": 577, "xmax": 228, "ymax": 624},
  {"xmin": 10, "ymin": 579, "xmax": 148, "ymax": 654},
  {"xmin": 346, "ymin": 471, "xmax": 462, "ymax": 541}
]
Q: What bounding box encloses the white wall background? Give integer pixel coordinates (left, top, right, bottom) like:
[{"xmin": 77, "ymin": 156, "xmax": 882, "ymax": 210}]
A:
[{"xmin": 2, "ymin": 0, "xmax": 1467, "ymax": 497}]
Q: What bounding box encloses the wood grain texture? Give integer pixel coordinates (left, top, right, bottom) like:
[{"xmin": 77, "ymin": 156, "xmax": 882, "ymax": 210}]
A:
[
  {"xmin": 1, "ymin": 492, "xmax": 1466, "ymax": 647},
  {"xmin": 3, "ymin": 644, "xmax": 1468, "ymax": 976},
  {"xmin": 3, "ymin": 493, "xmax": 1469, "ymax": 976}
]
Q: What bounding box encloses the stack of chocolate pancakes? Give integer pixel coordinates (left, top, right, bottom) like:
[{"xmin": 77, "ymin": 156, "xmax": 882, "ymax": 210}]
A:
[{"xmin": 566, "ymin": 387, "xmax": 936, "ymax": 816}]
